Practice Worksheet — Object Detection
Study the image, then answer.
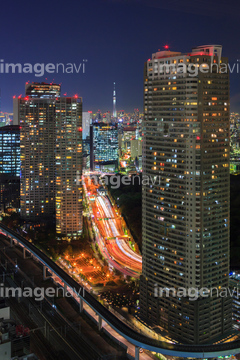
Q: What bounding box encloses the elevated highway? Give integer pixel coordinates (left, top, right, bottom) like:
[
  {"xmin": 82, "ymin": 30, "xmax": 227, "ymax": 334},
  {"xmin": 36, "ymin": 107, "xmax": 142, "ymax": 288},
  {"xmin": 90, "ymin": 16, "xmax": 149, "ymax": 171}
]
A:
[{"xmin": 0, "ymin": 223, "xmax": 239, "ymax": 359}]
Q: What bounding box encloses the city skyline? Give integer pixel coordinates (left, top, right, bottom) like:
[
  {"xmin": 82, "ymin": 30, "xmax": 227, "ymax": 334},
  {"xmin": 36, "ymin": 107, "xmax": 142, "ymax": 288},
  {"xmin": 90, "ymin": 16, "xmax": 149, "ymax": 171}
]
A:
[
  {"xmin": 0, "ymin": 57, "xmax": 240, "ymax": 357},
  {"xmin": 1, "ymin": 1, "xmax": 240, "ymax": 358}
]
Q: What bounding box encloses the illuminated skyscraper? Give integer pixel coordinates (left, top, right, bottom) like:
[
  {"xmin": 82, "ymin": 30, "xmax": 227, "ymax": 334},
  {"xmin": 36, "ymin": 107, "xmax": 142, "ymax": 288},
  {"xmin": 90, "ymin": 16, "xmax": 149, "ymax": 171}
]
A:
[
  {"xmin": 113, "ymin": 82, "xmax": 117, "ymax": 118},
  {"xmin": 92, "ymin": 123, "xmax": 118, "ymax": 170},
  {"xmin": 18, "ymin": 84, "xmax": 59, "ymax": 219},
  {"xmin": 140, "ymin": 45, "xmax": 232, "ymax": 344},
  {"xmin": 0, "ymin": 125, "xmax": 20, "ymax": 176},
  {"xmin": 55, "ymin": 97, "xmax": 83, "ymax": 238},
  {"xmin": 0, "ymin": 125, "xmax": 20, "ymax": 210},
  {"xmin": 18, "ymin": 83, "xmax": 83, "ymax": 237},
  {"xmin": 82, "ymin": 111, "xmax": 91, "ymax": 140}
]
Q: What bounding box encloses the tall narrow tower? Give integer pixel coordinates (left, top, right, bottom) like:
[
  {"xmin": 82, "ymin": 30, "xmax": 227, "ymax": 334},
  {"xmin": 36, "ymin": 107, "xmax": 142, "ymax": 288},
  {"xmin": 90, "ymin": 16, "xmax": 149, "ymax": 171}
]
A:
[
  {"xmin": 18, "ymin": 83, "xmax": 60, "ymax": 220},
  {"xmin": 140, "ymin": 45, "xmax": 232, "ymax": 344},
  {"xmin": 55, "ymin": 96, "xmax": 83, "ymax": 238},
  {"xmin": 113, "ymin": 82, "xmax": 117, "ymax": 118},
  {"xmin": 18, "ymin": 83, "xmax": 83, "ymax": 238}
]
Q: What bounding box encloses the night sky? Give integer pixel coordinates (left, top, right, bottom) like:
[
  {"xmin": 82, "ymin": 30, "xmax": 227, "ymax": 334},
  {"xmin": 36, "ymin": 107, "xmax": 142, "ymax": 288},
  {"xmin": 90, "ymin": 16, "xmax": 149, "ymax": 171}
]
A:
[{"xmin": 0, "ymin": 0, "xmax": 240, "ymax": 113}]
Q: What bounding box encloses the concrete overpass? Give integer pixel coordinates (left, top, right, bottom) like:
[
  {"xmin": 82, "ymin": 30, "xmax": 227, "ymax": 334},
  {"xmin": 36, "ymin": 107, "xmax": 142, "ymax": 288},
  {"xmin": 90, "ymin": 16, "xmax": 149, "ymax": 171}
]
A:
[{"xmin": 0, "ymin": 222, "xmax": 240, "ymax": 359}]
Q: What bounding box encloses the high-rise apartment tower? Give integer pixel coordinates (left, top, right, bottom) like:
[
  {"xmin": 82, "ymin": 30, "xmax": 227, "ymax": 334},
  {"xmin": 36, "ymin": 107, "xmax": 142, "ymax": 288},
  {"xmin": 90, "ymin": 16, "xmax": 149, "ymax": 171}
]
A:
[
  {"xmin": 140, "ymin": 45, "xmax": 232, "ymax": 344},
  {"xmin": 55, "ymin": 97, "xmax": 83, "ymax": 237},
  {"xmin": 17, "ymin": 83, "xmax": 83, "ymax": 238},
  {"xmin": 18, "ymin": 83, "xmax": 59, "ymax": 219}
]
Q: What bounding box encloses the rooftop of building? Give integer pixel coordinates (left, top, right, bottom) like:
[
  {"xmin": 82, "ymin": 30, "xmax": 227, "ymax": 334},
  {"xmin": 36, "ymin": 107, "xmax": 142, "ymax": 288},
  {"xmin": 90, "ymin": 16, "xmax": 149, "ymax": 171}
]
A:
[
  {"xmin": 25, "ymin": 81, "xmax": 61, "ymax": 86},
  {"xmin": 150, "ymin": 44, "xmax": 223, "ymax": 60}
]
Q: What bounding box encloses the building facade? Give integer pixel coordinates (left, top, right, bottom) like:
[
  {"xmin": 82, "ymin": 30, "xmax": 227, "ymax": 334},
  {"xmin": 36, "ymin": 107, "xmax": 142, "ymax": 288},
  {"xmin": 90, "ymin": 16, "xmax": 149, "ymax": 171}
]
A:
[
  {"xmin": 0, "ymin": 125, "xmax": 20, "ymax": 176},
  {"xmin": 55, "ymin": 97, "xmax": 83, "ymax": 238},
  {"xmin": 18, "ymin": 85, "xmax": 58, "ymax": 220},
  {"xmin": 17, "ymin": 83, "xmax": 82, "ymax": 237},
  {"xmin": 140, "ymin": 45, "xmax": 232, "ymax": 344},
  {"xmin": 130, "ymin": 139, "xmax": 142, "ymax": 159},
  {"xmin": 0, "ymin": 125, "xmax": 20, "ymax": 210},
  {"xmin": 92, "ymin": 123, "xmax": 118, "ymax": 170},
  {"xmin": 82, "ymin": 111, "xmax": 91, "ymax": 140}
]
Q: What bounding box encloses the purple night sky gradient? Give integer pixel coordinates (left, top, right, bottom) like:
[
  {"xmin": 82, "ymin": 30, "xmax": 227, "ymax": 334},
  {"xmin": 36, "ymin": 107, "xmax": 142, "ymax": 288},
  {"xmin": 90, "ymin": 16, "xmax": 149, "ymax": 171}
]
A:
[{"xmin": 0, "ymin": 0, "xmax": 240, "ymax": 113}]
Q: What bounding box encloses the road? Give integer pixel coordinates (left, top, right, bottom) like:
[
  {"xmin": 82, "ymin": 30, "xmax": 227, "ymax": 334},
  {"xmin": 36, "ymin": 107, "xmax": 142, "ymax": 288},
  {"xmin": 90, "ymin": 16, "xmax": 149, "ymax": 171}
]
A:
[{"xmin": 83, "ymin": 176, "xmax": 142, "ymax": 276}]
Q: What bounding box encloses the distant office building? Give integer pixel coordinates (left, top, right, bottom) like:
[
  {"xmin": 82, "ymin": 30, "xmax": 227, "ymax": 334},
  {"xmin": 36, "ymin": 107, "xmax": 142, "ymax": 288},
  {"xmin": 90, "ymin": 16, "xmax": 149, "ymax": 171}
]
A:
[
  {"xmin": 82, "ymin": 111, "xmax": 91, "ymax": 140},
  {"xmin": 13, "ymin": 98, "xmax": 20, "ymax": 125},
  {"xmin": 0, "ymin": 114, "xmax": 6, "ymax": 127},
  {"xmin": 118, "ymin": 132, "xmax": 123, "ymax": 157},
  {"xmin": 123, "ymin": 127, "xmax": 136, "ymax": 142},
  {"xmin": 140, "ymin": 45, "xmax": 232, "ymax": 344},
  {"xmin": 130, "ymin": 139, "xmax": 142, "ymax": 158},
  {"xmin": 97, "ymin": 110, "xmax": 102, "ymax": 121},
  {"xmin": 0, "ymin": 113, "xmax": 15, "ymax": 126},
  {"xmin": 102, "ymin": 111, "xmax": 111, "ymax": 123},
  {"xmin": 106, "ymin": 111, "xmax": 111, "ymax": 123},
  {"xmin": 90, "ymin": 125, "xmax": 94, "ymax": 171},
  {"xmin": 0, "ymin": 125, "xmax": 20, "ymax": 176},
  {"xmin": 134, "ymin": 108, "xmax": 139, "ymax": 121},
  {"xmin": 120, "ymin": 127, "xmax": 137, "ymax": 154},
  {"xmin": 0, "ymin": 125, "xmax": 20, "ymax": 210},
  {"xmin": 83, "ymin": 137, "xmax": 90, "ymax": 156},
  {"xmin": 92, "ymin": 123, "xmax": 118, "ymax": 170},
  {"xmin": 230, "ymin": 162, "xmax": 240, "ymax": 174},
  {"xmin": 83, "ymin": 137, "xmax": 90, "ymax": 171},
  {"xmin": 0, "ymin": 174, "xmax": 20, "ymax": 211},
  {"xmin": 82, "ymin": 112, "xmax": 91, "ymax": 170},
  {"xmin": 82, "ymin": 153, "xmax": 90, "ymax": 170},
  {"xmin": 7, "ymin": 113, "xmax": 13, "ymax": 125},
  {"xmin": 55, "ymin": 97, "xmax": 83, "ymax": 237},
  {"xmin": 17, "ymin": 83, "xmax": 82, "ymax": 237}
]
